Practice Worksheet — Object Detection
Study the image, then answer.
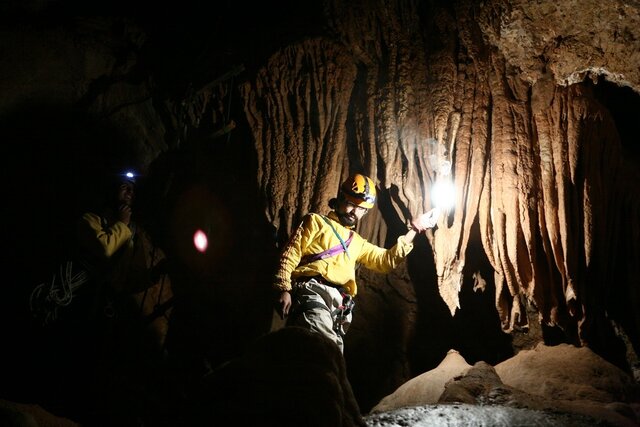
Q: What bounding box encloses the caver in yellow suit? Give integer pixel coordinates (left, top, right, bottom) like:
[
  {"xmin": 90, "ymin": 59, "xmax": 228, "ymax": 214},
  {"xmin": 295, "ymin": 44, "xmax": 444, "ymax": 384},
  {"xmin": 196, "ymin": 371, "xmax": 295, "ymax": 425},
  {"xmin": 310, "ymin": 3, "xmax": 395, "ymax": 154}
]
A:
[{"xmin": 273, "ymin": 174, "xmax": 439, "ymax": 352}]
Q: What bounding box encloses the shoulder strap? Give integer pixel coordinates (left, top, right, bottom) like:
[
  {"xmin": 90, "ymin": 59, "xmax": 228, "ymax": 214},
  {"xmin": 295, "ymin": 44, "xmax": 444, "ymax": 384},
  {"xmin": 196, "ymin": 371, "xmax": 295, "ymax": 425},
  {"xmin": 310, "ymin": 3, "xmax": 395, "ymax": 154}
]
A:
[
  {"xmin": 320, "ymin": 215, "xmax": 351, "ymax": 259},
  {"xmin": 298, "ymin": 216, "xmax": 353, "ymax": 266}
]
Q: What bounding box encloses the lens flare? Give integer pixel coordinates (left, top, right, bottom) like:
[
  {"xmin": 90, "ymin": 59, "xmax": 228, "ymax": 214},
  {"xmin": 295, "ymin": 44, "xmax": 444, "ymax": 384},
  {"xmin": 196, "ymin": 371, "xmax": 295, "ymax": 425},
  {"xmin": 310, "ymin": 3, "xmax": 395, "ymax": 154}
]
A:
[{"xmin": 193, "ymin": 229, "xmax": 208, "ymax": 253}]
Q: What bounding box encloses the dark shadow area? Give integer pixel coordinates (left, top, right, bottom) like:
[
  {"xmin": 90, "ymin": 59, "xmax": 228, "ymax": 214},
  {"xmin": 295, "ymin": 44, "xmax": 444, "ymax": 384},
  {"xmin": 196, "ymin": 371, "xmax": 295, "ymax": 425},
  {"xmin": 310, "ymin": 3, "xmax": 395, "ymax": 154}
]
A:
[
  {"xmin": 408, "ymin": 216, "xmax": 513, "ymax": 376},
  {"xmin": 453, "ymin": 219, "xmax": 514, "ymax": 365},
  {"xmin": 187, "ymin": 327, "xmax": 365, "ymax": 427},
  {"xmin": 0, "ymin": 104, "xmax": 144, "ymax": 420},
  {"xmin": 0, "ymin": 100, "xmax": 279, "ymax": 425},
  {"xmin": 587, "ymin": 78, "xmax": 640, "ymax": 370},
  {"xmin": 132, "ymin": 103, "xmax": 281, "ymax": 423},
  {"xmin": 108, "ymin": 0, "xmax": 329, "ymax": 101},
  {"xmin": 0, "ymin": 103, "xmax": 137, "ymax": 314},
  {"xmin": 592, "ymin": 78, "xmax": 640, "ymax": 165},
  {"xmin": 405, "ymin": 231, "xmax": 455, "ymax": 374}
]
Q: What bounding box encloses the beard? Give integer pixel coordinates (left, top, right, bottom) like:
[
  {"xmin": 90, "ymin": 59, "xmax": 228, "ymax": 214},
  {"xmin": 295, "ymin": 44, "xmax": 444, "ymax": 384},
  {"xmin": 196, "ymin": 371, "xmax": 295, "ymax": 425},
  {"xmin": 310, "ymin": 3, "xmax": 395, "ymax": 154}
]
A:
[{"xmin": 336, "ymin": 210, "xmax": 358, "ymax": 227}]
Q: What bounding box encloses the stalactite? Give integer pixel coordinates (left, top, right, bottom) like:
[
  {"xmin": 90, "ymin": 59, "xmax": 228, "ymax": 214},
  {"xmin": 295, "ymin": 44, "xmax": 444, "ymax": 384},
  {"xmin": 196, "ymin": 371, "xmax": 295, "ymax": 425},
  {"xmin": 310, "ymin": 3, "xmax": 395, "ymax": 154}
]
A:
[
  {"xmin": 241, "ymin": 38, "xmax": 357, "ymax": 237},
  {"xmin": 242, "ymin": 0, "xmax": 640, "ymax": 353}
]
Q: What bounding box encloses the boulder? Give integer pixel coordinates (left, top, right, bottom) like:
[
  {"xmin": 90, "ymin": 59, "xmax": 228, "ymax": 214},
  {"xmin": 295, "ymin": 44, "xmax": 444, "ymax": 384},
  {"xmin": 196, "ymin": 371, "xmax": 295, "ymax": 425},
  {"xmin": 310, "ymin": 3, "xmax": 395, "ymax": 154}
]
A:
[{"xmin": 370, "ymin": 349, "xmax": 471, "ymax": 412}]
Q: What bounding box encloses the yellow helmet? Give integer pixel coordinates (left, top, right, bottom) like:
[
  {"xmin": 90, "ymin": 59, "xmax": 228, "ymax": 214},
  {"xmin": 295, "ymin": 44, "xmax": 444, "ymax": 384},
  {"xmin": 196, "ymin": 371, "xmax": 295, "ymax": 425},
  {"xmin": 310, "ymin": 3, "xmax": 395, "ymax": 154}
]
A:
[{"xmin": 340, "ymin": 174, "xmax": 376, "ymax": 209}]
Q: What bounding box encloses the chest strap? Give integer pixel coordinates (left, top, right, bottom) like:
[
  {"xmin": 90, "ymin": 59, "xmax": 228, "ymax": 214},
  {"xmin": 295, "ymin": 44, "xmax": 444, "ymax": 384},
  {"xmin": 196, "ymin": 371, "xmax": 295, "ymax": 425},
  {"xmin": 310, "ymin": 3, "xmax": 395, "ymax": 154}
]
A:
[{"xmin": 299, "ymin": 230, "xmax": 354, "ymax": 266}]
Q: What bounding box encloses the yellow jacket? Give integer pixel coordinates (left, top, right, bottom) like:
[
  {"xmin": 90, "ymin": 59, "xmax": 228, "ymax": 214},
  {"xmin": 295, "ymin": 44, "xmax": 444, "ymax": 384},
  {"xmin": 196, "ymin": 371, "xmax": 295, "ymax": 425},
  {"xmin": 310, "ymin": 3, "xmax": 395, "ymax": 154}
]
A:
[
  {"xmin": 273, "ymin": 211, "xmax": 413, "ymax": 296},
  {"xmin": 77, "ymin": 212, "xmax": 133, "ymax": 260},
  {"xmin": 76, "ymin": 212, "xmax": 135, "ymax": 292}
]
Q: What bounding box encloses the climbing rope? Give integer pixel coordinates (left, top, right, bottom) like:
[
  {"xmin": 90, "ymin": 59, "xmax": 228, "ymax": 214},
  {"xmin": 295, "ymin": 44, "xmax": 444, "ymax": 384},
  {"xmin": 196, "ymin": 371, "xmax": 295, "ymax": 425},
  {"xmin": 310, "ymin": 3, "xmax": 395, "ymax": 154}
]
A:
[{"xmin": 29, "ymin": 260, "xmax": 90, "ymax": 325}]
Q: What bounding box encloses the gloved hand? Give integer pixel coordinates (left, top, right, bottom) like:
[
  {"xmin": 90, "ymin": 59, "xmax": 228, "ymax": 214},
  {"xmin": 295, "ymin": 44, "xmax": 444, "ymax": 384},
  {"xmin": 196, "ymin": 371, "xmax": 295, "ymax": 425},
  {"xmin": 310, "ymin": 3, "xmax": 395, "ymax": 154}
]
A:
[{"xmin": 410, "ymin": 208, "xmax": 441, "ymax": 232}]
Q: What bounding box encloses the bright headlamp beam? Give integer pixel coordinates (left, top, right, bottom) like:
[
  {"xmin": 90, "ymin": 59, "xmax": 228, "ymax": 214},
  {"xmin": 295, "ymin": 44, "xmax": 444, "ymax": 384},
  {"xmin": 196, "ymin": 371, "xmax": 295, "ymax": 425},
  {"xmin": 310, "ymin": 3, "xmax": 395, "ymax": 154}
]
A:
[{"xmin": 431, "ymin": 179, "xmax": 455, "ymax": 211}]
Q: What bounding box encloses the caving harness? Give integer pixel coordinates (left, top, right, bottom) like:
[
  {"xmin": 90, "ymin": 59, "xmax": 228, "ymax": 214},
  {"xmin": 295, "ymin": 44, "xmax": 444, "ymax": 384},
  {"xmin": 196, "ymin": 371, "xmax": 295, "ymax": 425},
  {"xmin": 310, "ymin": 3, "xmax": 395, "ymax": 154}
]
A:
[
  {"xmin": 333, "ymin": 290, "xmax": 354, "ymax": 337},
  {"xmin": 300, "ymin": 216, "xmax": 353, "ymax": 263},
  {"xmin": 289, "ymin": 216, "xmax": 356, "ymax": 337}
]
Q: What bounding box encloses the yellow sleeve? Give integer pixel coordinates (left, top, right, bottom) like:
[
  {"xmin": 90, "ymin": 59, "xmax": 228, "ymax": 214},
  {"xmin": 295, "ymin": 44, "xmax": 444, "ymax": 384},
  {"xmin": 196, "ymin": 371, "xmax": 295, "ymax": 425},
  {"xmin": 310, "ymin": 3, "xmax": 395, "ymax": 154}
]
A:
[
  {"xmin": 77, "ymin": 212, "xmax": 133, "ymax": 260},
  {"xmin": 356, "ymin": 235, "xmax": 414, "ymax": 273},
  {"xmin": 273, "ymin": 214, "xmax": 318, "ymax": 292}
]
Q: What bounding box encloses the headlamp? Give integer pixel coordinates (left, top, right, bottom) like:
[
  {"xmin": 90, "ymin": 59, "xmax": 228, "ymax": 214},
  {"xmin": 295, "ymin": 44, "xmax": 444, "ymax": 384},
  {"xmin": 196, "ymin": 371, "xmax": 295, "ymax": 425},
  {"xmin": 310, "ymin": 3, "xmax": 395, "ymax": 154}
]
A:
[{"xmin": 120, "ymin": 170, "xmax": 138, "ymax": 185}]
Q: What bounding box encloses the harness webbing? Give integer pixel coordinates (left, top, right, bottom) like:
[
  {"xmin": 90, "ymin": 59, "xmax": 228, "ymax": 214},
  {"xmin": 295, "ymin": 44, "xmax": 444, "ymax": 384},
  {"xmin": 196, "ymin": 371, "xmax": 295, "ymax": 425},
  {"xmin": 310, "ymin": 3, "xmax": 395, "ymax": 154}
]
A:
[
  {"xmin": 321, "ymin": 215, "xmax": 351, "ymax": 259},
  {"xmin": 299, "ymin": 219, "xmax": 354, "ymax": 266}
]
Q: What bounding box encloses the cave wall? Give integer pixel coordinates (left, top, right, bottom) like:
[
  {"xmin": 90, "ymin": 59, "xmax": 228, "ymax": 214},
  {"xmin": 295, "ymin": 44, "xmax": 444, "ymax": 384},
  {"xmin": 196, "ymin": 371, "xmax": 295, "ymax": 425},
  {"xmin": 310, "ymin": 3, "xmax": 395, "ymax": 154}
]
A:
[
  {"xmin": 240, "ymin": 0, "xmax": 640, "ymax": 406},
  {"xmin": 242, "ymin": 0, "xmax": 640, "ymax": 345},
  {"xmin": 1, "ymin": 0, "xmax": 640, "ymax": 417}
]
